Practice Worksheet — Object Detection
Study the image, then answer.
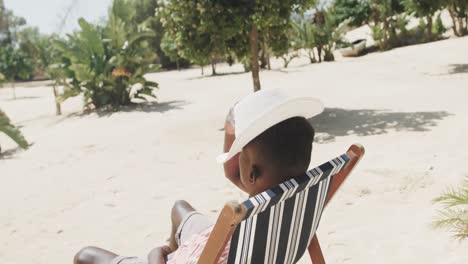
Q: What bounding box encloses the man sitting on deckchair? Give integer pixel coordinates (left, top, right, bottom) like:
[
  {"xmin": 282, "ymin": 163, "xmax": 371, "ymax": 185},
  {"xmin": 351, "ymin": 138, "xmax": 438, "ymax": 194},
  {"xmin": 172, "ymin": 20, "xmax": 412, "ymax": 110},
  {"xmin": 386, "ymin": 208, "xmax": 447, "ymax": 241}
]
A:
[{"xmin": 74, "ymin": 89, "xmax": 324, "ymax": 264}]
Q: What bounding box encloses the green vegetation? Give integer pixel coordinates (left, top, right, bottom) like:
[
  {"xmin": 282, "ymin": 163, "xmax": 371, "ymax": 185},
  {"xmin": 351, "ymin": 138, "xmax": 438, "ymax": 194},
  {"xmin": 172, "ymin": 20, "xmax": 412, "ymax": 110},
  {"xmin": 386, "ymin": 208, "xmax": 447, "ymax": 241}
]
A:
[
  {"xmin": 0, "ymin": 109, "xmax": 29, "ymax": 151},
  {"xmin": 404, "ymin": 0, "xmax": 445, "ymax": 40},
  {"xmin": 214, "ymin": 1, "xmax": 317, "ymax": 91},
  {"xmin": 159, "ymin": 0, "xmax": 317, "ymax": 91},
  {"xmin": 446, "ymin": 0, "xmax": 468, "ymax": 36},
  {"xmin": 158, "ymin": 1, "xmax": 232, "ymax": 76},
  {"xmin": 313, "ymin": 9, "xmax": 350, "ymax": 62},
  {"xmin": 129, "ymin": 0, "xmax": 189, "ymax": 70},
  {"xmin": 0, "ymin": 45, "xmax": 34, "ymax": 82},
  {"xmin": 293, "ymin": 19, "xmax": 318, "ymax": 63},
  {"xmin": 289, "ymin": 8, "xmax": 350, "ymax": 65},
  {"xmin": 340, "ymin": 0, "xmax": 456, "ymax": 50},
  {"xmin": 368, "ymin": 0, "xmax": 406, "ymax": 50},
  {"xmin": 54, "ymin": 0, "xmax": 159, "ymax": 109},
  {"xmin": 334, "ymin": 0, "xmax": 372, "ymax": 27},
  {"xmin": 433, "ymin": 175, "xmax": 468, "ymax": 241},
  {"xmin": 325, "ymin": 0, "xmax": 452, "ymax": 51},
  {"xmin": 433, "ymin": 13, "xmax": 448, "ymax": 36},
  {"xmin": 0, "ymin": 3, "xmax": 40, "ymax": 82}
]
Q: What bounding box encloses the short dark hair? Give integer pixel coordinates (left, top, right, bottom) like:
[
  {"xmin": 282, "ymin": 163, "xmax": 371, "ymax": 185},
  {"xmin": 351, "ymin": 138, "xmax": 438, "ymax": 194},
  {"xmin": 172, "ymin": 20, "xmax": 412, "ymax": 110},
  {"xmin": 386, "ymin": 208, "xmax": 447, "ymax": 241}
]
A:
[{"xmin": 250, "ymin": 116, "xmax": 315, "ymax": 173}]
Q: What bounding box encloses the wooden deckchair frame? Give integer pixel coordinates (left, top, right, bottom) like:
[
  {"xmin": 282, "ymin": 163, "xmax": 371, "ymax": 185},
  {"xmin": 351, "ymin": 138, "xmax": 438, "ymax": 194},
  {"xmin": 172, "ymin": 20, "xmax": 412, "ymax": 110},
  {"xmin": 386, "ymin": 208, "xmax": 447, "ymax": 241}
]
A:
[{"xmin": 197, "ymin": 144, "xmax": 365, "ymax": 264}]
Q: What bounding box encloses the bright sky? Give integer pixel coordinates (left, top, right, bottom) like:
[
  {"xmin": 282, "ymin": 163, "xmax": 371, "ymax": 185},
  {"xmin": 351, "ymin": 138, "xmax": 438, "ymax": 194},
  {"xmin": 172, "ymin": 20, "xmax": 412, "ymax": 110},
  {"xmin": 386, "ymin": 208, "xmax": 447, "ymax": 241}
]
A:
[{"xmin": 4, "ymin": 0, "xmax": 113, "ymax": 34}]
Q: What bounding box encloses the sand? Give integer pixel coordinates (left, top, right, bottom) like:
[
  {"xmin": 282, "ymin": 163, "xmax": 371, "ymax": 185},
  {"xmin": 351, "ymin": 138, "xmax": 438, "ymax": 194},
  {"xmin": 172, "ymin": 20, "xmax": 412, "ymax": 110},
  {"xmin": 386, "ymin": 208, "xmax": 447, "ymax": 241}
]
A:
[{"xmin": 1, "ymin": 35, "xmax": 468, "ymax": 264}]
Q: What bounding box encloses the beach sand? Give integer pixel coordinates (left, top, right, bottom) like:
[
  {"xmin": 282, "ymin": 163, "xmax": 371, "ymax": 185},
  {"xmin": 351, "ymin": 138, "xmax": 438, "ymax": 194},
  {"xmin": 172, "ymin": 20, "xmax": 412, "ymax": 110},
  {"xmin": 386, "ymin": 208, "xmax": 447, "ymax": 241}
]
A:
[{"xmin": 1, "ymin": 36, "xmax": 468, "ymax": 264}]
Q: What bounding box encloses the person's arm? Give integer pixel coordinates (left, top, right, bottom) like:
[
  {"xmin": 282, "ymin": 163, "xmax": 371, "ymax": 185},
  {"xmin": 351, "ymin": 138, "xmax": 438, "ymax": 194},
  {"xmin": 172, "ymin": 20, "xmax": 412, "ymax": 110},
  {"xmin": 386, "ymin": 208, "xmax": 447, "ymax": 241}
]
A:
[
  {"xmin": 223, "ymin": 108, "xmax": 248, "ymax": 193},
  {"xmin": 148, "ymin": 246, "xmax": 172, "ymax": 264}
]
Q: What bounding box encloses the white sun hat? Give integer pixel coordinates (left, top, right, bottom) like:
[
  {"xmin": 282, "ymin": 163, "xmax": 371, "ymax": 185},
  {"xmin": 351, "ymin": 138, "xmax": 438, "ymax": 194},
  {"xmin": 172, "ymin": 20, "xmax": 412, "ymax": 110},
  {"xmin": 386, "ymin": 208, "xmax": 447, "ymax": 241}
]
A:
[{"xmin": 216, "ymin": 88, "xmax": 324, "ymax": 163}]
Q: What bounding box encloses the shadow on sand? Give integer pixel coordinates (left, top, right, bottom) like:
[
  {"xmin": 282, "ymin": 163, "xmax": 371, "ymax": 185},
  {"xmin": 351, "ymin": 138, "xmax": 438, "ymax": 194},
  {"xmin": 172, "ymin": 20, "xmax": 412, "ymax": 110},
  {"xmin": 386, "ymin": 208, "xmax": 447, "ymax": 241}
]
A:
[
  {"xmin": 188, "ymin": 71, "xmax": 246, "ymax": 80},
  {"xmin": 270, "ymin": 68, "xmax": 301, "ymax": 74},
  {"xmin": 66, "ymin": 100, "xmax": 189, "ymax": 118},
  {"xmin": 3, "ymin": 96, "xmax": 42, "ymax": 101},
  {"xmin": 0, "ymin": 146, "xmax": 23, "ymax": 160},
  {"xmin": 309, "ymin": 108, "xmax": 451, "ymax": 143},
  {"xmin": 448, "ymin": 64, "xmax": 468, "ymax": 74}
]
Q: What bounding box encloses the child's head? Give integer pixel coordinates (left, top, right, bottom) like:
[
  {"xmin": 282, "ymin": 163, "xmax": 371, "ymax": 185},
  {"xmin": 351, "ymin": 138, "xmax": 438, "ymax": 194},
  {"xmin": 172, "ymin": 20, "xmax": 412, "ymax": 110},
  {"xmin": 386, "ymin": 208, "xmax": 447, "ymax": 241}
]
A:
[{"xmin": 238, "ymin": 116, "xmax": 315, "ymax": 196}]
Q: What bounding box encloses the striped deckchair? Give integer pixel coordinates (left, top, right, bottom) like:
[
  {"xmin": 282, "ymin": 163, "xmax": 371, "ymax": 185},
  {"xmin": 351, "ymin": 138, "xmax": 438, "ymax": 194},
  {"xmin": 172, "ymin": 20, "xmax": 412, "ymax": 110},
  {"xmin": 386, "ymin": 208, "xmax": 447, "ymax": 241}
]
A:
[{"xmin": 198, "ymin": 144, "xmax": 365, "ymax": 264}]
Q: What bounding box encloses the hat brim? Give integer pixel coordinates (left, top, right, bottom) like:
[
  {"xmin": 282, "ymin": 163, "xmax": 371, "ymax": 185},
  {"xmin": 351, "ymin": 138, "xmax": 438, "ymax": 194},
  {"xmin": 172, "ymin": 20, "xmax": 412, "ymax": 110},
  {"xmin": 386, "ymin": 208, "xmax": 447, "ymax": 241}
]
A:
[{"xmin": 217, "ymin": 97, "xmax": 323, "ymax": 163}]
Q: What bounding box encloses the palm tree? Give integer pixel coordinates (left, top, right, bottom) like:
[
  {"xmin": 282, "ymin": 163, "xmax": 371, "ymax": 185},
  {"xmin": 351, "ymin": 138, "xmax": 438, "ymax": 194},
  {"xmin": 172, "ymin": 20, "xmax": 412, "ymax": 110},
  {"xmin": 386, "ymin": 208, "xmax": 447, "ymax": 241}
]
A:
[
  {"xmin": 0, "ymin": 109, "xmax": 29, "ymax": 153},
  {"xmin": 293, "ymin": 19, "xmax": 317, "ymax": 64},
  {"xmin": 433, "ymin": 175, "xmax": 468, "ymax": 241}
]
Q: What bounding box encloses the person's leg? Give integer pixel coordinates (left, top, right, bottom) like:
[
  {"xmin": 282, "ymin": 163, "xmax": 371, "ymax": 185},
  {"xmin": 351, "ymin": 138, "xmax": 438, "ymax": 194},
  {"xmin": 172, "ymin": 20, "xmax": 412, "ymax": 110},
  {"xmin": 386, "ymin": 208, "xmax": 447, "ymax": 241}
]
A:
[
  {"xmin": 74, "ymin": 246, "xmax": 118, "ymax": 264},
  {"xmin": 169, "ymin": 200, "xmax": 196, "ymax": 251}
]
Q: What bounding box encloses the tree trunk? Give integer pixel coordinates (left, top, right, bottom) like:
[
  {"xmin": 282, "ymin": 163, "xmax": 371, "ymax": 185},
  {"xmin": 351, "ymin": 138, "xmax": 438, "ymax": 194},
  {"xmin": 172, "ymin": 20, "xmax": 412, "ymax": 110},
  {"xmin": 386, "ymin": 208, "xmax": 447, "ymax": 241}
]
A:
[
  {"xmin": 450, "ymin": 9, "xmax": 460, "ymax": 36},
  {"xmin": 261, "ymin": 39, "xmax": 271, "ymax": 70},
  {"xmin": 383, "ymin": 18, "xmax": 389, "ymax": 49},
  {"xmin": 201, "ymin": 65, "xmax": 204, "ymax": 76},
  {"xmin": 260, "ymin": 48, "xmax": 266, "ymax": 69},
  {"xmin": 52, "ymin": 85, "xmax": 62, "ymax": 115},
  {"xmin": 427, "ymin": 15, "xmax": 433, "ymax": 41},
  {"xmin": 317, "ymin": 46, "xmax": 323, "ymax": 63},
  {"xmin": 459, "ymin": 17, "xmax": 464, "ymax": 36},
  {"xmin": 324, "ymin": 48, "xmax": 335, "ymax": 62},
  {"xmin": 448, "ymin": 8, "xmax": 459, "ymax": 36},
  {"xmin": 176, "ymin": 59, "xmax": 180, "ymax": 71},
  {"xmin": 308, "ymin": 49, "xmax": 317, "ymax": 63},
  {"xmin": 465, "ymin": 17, "xmax": 468, "ymax": 34},
  {"xmin": 266, "ymin": 50, "xmax": 271, "ymax": 70},
  {"xmin": 211, "ymin": 60, "xmax": 217, "ymax": 76},
  {"xmin": 465, "ymin": 17, "xmax": 468, "ymax": 35},
  {"xmin": 249, "ymin": 24, "xmax": 261, "ymax": 92},
  {"xmin": 282, "ymin": 57, "xmax": 288, "ymax": 68},
  {"xmin": 11, "ymin": 82, "xmax": 16, "ymax": 100},
  {"xmin": 372, "ymin": 7, "xmax": 380, "ymax": 26}
]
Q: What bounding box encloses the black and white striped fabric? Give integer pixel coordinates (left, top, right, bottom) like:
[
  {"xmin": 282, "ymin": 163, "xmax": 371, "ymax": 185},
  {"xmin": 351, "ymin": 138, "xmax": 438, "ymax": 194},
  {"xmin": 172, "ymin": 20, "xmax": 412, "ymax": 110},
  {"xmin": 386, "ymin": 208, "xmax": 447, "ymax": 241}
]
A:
[{"xmin": 227, "ymin": 154, "xmax": 350, "ymax": 264}]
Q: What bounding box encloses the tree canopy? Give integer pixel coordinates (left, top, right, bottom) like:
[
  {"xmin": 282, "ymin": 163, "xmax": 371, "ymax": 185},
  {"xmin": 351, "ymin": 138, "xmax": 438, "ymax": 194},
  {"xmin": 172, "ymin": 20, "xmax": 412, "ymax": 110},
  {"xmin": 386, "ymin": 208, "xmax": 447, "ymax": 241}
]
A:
[
  {"xmin": 404, "ymin": 0, "xmax": 445, "ymax": 39},
  {"xmin": 0, "ymin": 4, "xmax": 36, "ymax": 81},
  {"xmin": 333, "ymin": 0, "xmax": 372, "ymax": 27},
  {"xmin": 159, "ymin": 0, "xmax": 316, "ymax": 90},
  {"xmin": 446, "ymin": 0, "xmax": 468, "ymax": 36}
]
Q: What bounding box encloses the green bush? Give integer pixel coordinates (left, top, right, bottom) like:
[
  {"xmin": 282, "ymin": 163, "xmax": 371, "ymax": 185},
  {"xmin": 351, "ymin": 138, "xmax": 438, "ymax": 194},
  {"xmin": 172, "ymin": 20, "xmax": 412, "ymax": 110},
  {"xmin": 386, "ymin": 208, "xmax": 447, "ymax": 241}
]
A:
[
  {"xmin": 433, "ymin": 175, "xmax": 468, "ymax": 241},
  {"xmin": 48, "ymin": 0, "xmax": 161, "ymax": 109},
  {"xmin": 404, "ymin": 0, "xmax": 444, "ymax": 40},
  {"xmin": 333, "ymin": 0, "xmax": 372, "ymax": 27},
  {"xmin": 55, "ymin": 17, "xmax": 159, "ymax": 109},
  {"xmin": 292, "ymin": 19, "xmax": 320, "ymax": 63},
  {"xmin": 0, "ymin": 7, "xmax": 37, "ymax": 81},
  {"xmin": 307, "ymin": 10, "xmax": 349, "ymax": 62},
  {"xmin": 0, "ymin": 109, "xmax": 29, "ymax": 150},
  {"xmin": 369, "ymin": 0, "xmax": 406, "ymax": 50},
  {"xmin": 371, "ymin": 12, "xmax": 446, "ymax": 50},
  {"xmin": 0, "ymin": 45, "xmax": 35, "ymax": 82},
  {"xmin": 418, "ymin": 18, "xmax": 427, "ymax": 31},
  {"xmin": 370, "ymin": 23, "xmax": 386, "ymax": 49},
  {"xmin": 433, "ymin": 13, "xmax": 447, "ymax": 37}
]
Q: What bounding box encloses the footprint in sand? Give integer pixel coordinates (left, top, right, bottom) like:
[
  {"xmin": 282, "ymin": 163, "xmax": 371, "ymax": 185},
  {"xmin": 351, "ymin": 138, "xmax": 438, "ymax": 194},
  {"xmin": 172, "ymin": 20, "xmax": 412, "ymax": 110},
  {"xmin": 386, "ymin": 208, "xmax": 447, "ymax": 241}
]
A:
[{"xmin": 358, "ymin": 188, "xmax": 372, "ymax": 197}]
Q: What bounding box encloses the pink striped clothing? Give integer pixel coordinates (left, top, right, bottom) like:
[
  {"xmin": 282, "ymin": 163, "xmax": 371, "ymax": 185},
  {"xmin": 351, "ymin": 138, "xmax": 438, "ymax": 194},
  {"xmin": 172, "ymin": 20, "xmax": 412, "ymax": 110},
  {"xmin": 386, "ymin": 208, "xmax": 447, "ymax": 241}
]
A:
[{"xmin": 167, "ymin": 227, "xmax": 230, "ymax": 264}]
